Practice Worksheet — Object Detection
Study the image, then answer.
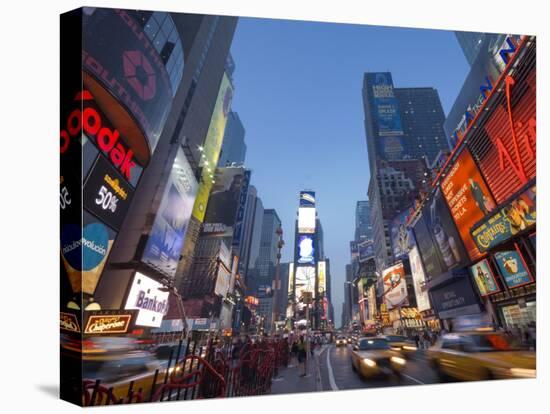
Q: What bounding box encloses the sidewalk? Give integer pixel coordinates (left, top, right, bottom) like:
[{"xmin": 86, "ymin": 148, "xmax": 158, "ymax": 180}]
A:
[{"xmin": 271, "ymin": 345, "xmax": 327, "ymax": 395}]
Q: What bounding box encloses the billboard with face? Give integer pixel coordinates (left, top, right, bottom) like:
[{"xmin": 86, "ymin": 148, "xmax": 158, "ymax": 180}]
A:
[
  {"xmin": 441, "ymin": 148, "xmax": 496, "ymax": 260},
  {"xmin": 493, "ymin": 249, "xmax": 534, "ymax": 289},
  {"xmin": 142, "ymin": 148, "xmax": 198, "ymax": 278},
  {"xmin": 202, "ymin": 167, "xmax": 250, "ymax": 245},
  {"xmin": 409, "ymin": 246, "xmax": 431, "ymax": 312},
  {"xmin": 389, "ymin": 208, "xmax": 415, "ymax": 260},
  {"xmin": 471, "ymin": 184, "xmax": 536, "ymax": 253},
  {"xmin": 469, "ymin": 259, "xmax": 500, "ymax": 296},
  {"xmin": 382, "ymin": 262, "xmax": 408, "ymax": 310},
  {"xmin": 297, "ymin": 235, "xmax": 315, "ymax": 265}
]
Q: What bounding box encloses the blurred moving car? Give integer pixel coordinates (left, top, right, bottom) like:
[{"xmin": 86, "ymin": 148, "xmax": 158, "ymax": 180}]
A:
[
  {"xmin": 427, "ymin": 331, "xmax": 536, "ymax": 381},
  {"xmin": 350, "ymin": 337, "xmax": 406, "ymax": 379},
  {"xmin": 383, "ymin": 335, "xmax": 418, "ymax": 356},
  {"xmin": 335, "ymin": 336, "xmax": 347, "ymax": 347}
]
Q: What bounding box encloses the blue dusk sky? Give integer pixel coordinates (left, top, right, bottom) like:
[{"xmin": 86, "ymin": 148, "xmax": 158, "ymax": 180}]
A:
[{"xmin": 229, "ymin": 17, "xmax": 471, "ymax": 326}]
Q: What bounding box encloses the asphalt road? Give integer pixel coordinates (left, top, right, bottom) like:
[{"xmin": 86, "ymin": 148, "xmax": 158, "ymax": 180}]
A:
[{"xmin": 318, "ymin": 344, "xmax": 442, "ymax": 391}]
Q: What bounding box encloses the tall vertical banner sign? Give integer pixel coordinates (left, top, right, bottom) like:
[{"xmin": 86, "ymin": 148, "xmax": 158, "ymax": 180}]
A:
[
  {"xmin": 192, "ymin": 73, "xmax": 234, "ymax": 222},
  {"xmin": 317, "ymin": 261, "xmax": 327, "ymax": 298},
  {"xmin": 367, "ymin": 72, "xmax": 405, "ymax": 160},
  {"xmin": 142, "ymin": 148, "xmax": 198, "ymax": 277},
  {"xmin": 440, "ymin": 149, "xmax": 496, "ymax": 260}
]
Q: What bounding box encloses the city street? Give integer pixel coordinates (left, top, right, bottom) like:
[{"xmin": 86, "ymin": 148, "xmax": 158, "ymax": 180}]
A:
[{"xmin": 318, "ymin": 344, "xmax": 440, "ymax": 391}]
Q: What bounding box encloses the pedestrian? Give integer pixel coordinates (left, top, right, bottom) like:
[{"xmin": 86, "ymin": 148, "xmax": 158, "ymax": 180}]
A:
[
  {"xmin": 290, "ymin": 339, "xmax": 299, "ymax": 368},
  {"xmin": 297, "ymin": 336, "xmax": 307, "ymax": 377},
  {"xmin": 413, "ymin": 332, "xmax": 420, "ymax": 349},
  {"xmin": 422, "ymin": 331, "xmax": 431, "ymax": 349},
  {"xmin": 232, "ymin": 337, "xmax": 243, "ymax": 365}
]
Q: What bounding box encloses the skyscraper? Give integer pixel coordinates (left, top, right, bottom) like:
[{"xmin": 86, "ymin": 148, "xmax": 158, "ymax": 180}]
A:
[
  {"xmin": 217, "ymin": 111, "xmax": 247, "ymax": 167},
  {"xmin": 249, "ymin": 209, "xmax": 282, "ymax": 328},
  {"xmin": 354, "ymin": 200, "xmax": 373, "ymax": 241},
  {"xmin": 455, "ymin": 31, "xmax": 507, "ymax": 66},
  {"xmin": 362, "ymin": 72, "xmax": 447, "ymax": 269}
]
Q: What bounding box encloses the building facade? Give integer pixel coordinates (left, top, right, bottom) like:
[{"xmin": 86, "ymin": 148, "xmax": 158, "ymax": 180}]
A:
[{"xmin": 362, "ymin": 72, "xmax": 448, "ymax": 270}]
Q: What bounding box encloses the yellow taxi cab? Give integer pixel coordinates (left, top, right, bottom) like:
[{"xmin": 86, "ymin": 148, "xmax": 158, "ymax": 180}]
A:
[
  {"xmin": 382, "ymin": 335, "xmax": 418, "ymax": 357},
  {"xmin": 427, "ymin": 331, "xmax": 536, "ymax": 382},
  {"xmin": 335, "ymin": 335, "xmax": 347, "ymax": 347},
  {"xmin": 350, "ymin": 337, "xmax": 406, "ymax": 379}
]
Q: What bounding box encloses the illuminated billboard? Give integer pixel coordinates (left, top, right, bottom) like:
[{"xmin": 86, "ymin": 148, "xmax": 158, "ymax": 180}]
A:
[
  {"xmin": 295, "ymin": 266, "xmax": 316, "ymax": 301},
  {"xmin": 468, "ymin": 53, "xmax": 536, "ymax": 203},
  {"xmin": 408, "ymin": 246, "xmax": 431, "ymax": 312},
  {"xmin": 192, "ymin": 73, "xmax": 234, "ymax": 222},
  {"xmin": 440, "ymin": 148, "xmax": 496, "ymax": 260},
  {"xmin": 297, "ymin": 235, "xmax": 315, "ymax": 265},
  {"xmin": 494, "ymin": 249, "xmax": 534, "ymax": 289},
  {"xmin": 298, "ymin": 207, "xmax": 316, "ymax": 233},
  {"xmin": 382, "ymin": 262, "xmax": 408, "ymax": 310},
  {"xmin": 317, "ymin": 261, "xmax": 326, "ymax": 296},
  {"xmin": 389, "ymin": 208, "xmax": 415, "ymax": 260},
  {"xmin": 366, "ymin": 72, "xmax": 406, "ymax": 160},
  {"xmin": 83, "ymin": 9, "xmax": 176, "ymax": 157},
  {"xmin": 300, "ymin": 191, "xmax": 316, "ymax": 207},
  {"xmin": 142, "ymin": 148, "xmax": 198, "ymax": 278},
  {"xmin": 471, "ymin": 184, "xmax": 536, "ymax": 253},
  {"xmin": 469, "ymin": 259, "xmax": 500, "ymax": 296},
  {"xmin": 124, "ymin": 272, "xmax": 169, "ymax": 328}
]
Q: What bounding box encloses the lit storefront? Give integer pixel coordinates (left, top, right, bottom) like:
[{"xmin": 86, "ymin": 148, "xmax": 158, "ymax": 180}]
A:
[{"xmin": 422, "ymin": 35, "xmax": 536, "ymax": 332}]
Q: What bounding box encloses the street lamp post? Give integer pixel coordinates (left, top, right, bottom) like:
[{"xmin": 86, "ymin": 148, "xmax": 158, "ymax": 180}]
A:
[
  {"xmin": 158, "ymin": 283, "xmax": 189, "ymax": 342},
  {"xmin": 270, "ymin": 227, "xmax": 284, "ymax": 337}
]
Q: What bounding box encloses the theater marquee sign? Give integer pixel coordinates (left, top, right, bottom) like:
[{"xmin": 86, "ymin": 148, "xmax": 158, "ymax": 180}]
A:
[{"xmin": 84, "ymin": 310, "xmax": 136, "ymax": 334}]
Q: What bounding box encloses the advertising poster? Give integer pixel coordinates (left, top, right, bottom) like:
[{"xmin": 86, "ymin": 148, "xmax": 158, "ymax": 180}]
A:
[
  {"xmin": 61, "ymin": 212, "xmax": 116, "ymax": 295},
  {"xmin": 142, "ymin": 148, "xmax": 198, "ymax": 278},
  {"xmin": 192, "ymin": 73, "xmax": 234, "ymax": 222},
  {"xmin": 366, "ymin": 72, "xmax": 405, "ymax": 160},
  {"xmin": 409, "ymin": 246, "xmax": 431, "ymax": 312},
  {"xmin": 469, "ymin": 259, "xmax": 500, "ymax": 296},
  {"xmin": 232, "ymin": 170, "xmax": 252, "ymax": 249},
  {"xmin": 368, "ymin": 72, "xmax": 405, "ymax": 137},
  {"xmin": 358, "ymin": 239, "xmax": 375, "ymax": 263},
  {"xmin": 424, "ymin": 188, "xmax": 469, "ymax": 270},
  {"xmin": 297, "ymin": 235, "xmax": 315, "ymax": 264},
  {"xmin": 300, "ymin": 191, "xmax": 316, "ymax": 207},
  {"xmin": 203, "ymin": 167, "xmax": 249, "ymax": 242},
  {"xmin": 124, "ymin": 272, "xmax": 169, "ymax": 328},
  {"xmin": 295, "ymin": 266, "xmax": 316, "ymax": 301},
  {"xmin": 494, "ymin": 250, "xmax": 534, "ymax": 289},
  {"xmin": 430, "ymin": 276, "xmax": 481, "ymax": 319},
  {"xmin": 298, "ymin": 207, "xmax": 316, "ymax": 233},
  {"xmin": 441, "ymin": 148, "xmax": 496, "ymax": 260},
  {"xmin": 390, "ymin": 208, "xmax": 415, "ymax": 260},
  {"xmin": 288, "ymin": 262, "xmax": 295, "ymax": 297},
  {"xmin": 382, "ymin": 262, "xmax": 408, "ymax": 309},
  {"xmin": 82, "ymin": 8, "xmax": 174, "ymax": 155},
  {"xmin": 317, "ymin": 261, "xmax": 327, "ymax": 297},
  {"xmin": 83, "ymin": 154, "xmax": 135, "ymax": 231},
  {"xmin": 214, "ymin": 264, "xmax": 232, "ymax": 298},
  {"xmin": 472, "ymin": 184, "xmax": 536, "ymax": 252},
  {"xmin": 412, "ymin": 212, "xmax": 444, "ymax": 280}
]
